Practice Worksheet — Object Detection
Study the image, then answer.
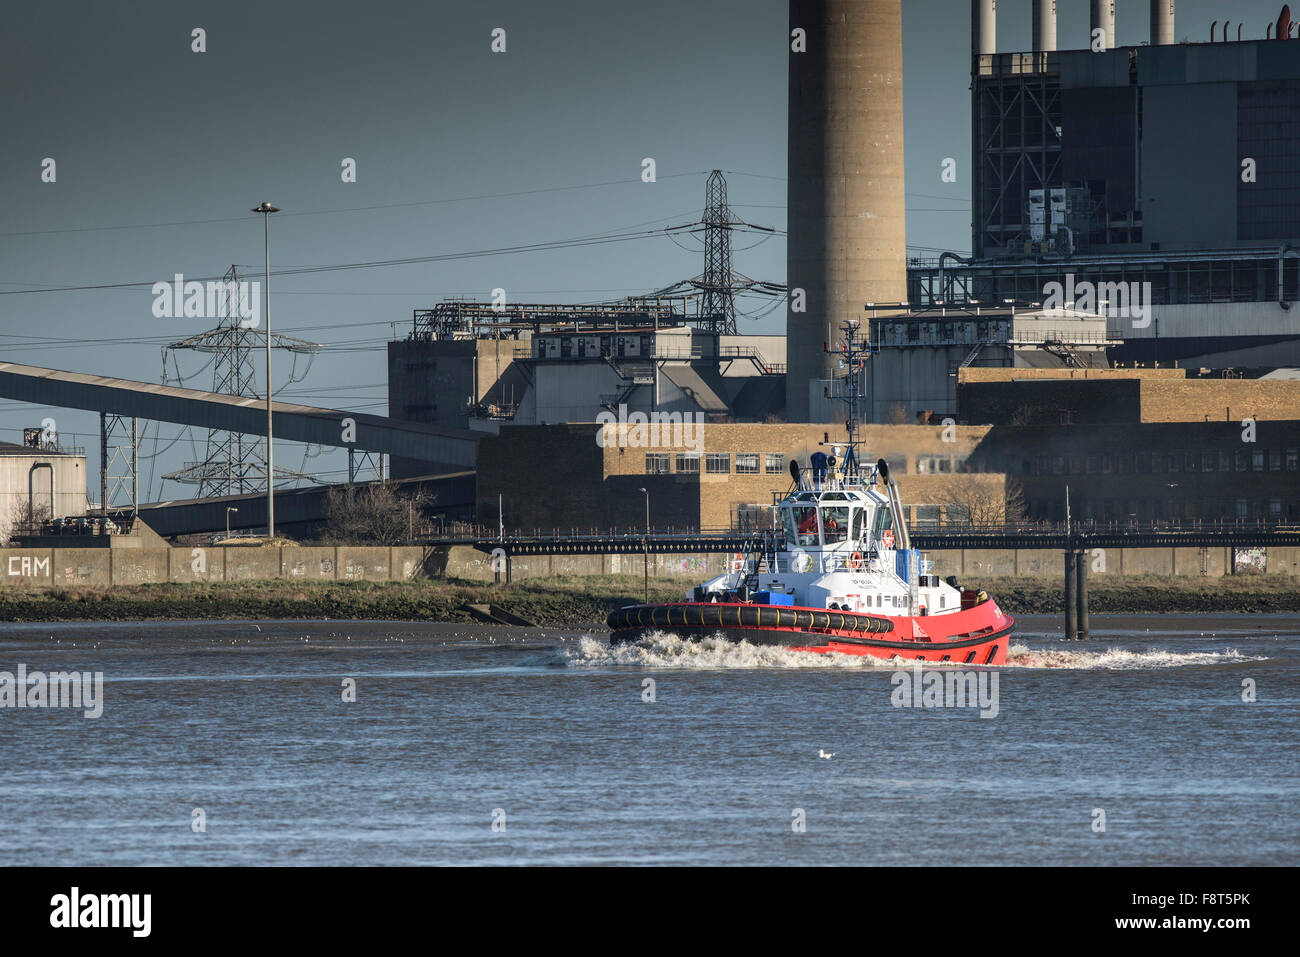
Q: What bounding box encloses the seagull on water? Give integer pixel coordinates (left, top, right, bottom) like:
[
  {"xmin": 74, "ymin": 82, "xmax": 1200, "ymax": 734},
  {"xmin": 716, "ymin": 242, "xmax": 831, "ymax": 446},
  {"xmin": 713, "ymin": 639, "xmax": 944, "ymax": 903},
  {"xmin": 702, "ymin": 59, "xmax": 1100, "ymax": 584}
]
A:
[{"xmin": 819, "ymin": 749, "xmax": 835, "ymax": 759}]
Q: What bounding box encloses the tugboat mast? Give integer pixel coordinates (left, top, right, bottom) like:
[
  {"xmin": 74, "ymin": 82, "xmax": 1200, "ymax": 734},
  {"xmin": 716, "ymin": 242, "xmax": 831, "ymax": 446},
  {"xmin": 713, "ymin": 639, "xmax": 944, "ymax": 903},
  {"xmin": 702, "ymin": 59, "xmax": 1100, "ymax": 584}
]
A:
[{"xmin": 823, "ymin": 318, "xmax": 875, "ymax": 485}]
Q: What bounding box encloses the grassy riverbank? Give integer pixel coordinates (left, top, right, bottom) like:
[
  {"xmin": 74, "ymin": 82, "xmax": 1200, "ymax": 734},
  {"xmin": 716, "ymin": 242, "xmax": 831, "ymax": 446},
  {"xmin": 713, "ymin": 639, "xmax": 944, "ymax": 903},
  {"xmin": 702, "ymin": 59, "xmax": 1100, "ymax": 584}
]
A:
[{"xmin": 0, "ymin": 574, "xmax": 1296, "ymax": 625}]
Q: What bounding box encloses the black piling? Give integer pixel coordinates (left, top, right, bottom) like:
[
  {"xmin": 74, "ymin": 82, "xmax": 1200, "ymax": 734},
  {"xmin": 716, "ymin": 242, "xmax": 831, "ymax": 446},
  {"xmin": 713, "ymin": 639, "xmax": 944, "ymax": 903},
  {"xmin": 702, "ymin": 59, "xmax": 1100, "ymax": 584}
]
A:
[
  {"xmin": 1075, "ymin": 549, "xmax": 1090, "ymax": 640},
  {"xmin": 1064, "ymin": 548, "xmax": 1078, "ymax": 640}
]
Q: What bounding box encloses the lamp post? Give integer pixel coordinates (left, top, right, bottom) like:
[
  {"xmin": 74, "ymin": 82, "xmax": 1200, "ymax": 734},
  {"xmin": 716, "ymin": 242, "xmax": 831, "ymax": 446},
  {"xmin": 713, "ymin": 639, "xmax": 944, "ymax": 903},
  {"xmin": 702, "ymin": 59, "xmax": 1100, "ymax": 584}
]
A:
[
  {"xmin": 226, "ymin": 506, "xmax": 238, "ymax": 540},
  {"xmin": 638, "ymin": 487, "xmax": 650, "ymax": 602},
  {"xmin": 252, "ymin": 201, "xmax": 280, "ymax": 539}
]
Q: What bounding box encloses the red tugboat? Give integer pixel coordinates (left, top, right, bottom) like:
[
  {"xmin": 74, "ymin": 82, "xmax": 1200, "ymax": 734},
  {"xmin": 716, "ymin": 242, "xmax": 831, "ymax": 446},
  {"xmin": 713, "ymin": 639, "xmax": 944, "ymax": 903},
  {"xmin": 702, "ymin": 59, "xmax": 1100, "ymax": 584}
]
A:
[{"xmin": 607, "ymin": 321, "xmax": 1014, "ymax": 664}]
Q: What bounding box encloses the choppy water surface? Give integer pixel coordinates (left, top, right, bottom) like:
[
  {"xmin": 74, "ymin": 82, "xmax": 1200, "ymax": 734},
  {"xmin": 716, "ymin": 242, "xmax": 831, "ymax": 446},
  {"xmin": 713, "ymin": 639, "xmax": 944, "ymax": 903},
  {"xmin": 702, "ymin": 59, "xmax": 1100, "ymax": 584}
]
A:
[{"xmin": 0, "ymin": 614, "xmax": 1295, "ymax": 865}]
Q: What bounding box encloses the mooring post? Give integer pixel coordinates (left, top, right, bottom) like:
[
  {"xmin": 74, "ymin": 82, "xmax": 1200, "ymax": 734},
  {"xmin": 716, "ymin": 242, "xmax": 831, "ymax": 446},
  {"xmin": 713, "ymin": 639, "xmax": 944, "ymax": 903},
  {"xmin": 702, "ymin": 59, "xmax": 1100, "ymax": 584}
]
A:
[
  {"xmin": 1076, "ymin": 548, "xmax": 1090, "ymax": 640},
  {"xmin": 1064, "ymin": 548, "xmax": 1078, "ymax": 640}
]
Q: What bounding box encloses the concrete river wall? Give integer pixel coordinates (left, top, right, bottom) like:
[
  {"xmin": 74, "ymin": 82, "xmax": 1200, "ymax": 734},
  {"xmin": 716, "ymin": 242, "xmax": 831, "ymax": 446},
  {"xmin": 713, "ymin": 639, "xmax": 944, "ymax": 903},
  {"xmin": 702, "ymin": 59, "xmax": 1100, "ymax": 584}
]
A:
[
  {"xmin": 1, "ymin": 543, "xmax": 1296, "ymax": 588},
  {"xmin": 0, "ymin": 545, "xmax": 430, "ymax": 587}
]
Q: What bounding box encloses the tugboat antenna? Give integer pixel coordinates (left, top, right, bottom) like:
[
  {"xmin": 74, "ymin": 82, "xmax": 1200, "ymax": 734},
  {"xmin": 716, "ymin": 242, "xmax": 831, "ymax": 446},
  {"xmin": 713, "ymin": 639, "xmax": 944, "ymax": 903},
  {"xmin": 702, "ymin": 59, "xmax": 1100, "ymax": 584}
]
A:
[{"xmin": 824, "ymin": 318, "xmax": 873, "ymax": 486}]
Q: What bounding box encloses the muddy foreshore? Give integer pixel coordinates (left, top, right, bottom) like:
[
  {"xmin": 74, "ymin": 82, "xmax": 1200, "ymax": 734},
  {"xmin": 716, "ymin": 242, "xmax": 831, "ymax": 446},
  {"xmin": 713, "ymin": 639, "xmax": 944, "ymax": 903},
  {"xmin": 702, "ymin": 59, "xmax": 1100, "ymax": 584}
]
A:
[{"xmin": 0, "ymin": 574, "xmax": 1295, "ymax": 626}]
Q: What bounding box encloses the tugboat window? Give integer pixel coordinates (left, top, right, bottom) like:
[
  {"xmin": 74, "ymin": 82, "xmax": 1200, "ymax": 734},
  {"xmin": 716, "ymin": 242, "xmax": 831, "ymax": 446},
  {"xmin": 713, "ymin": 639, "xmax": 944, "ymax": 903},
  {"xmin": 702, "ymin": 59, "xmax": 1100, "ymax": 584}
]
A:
[
  {"xmin": 851, "ymin": 507, "xmax": 866, "ymax": 541},
  {"xmin": 822, "ymin": 506, "xmax": 849, "ymax": 543},
  {"xmin": 792, "ymin": 505, "xmax": 819, "ymax": 547}
]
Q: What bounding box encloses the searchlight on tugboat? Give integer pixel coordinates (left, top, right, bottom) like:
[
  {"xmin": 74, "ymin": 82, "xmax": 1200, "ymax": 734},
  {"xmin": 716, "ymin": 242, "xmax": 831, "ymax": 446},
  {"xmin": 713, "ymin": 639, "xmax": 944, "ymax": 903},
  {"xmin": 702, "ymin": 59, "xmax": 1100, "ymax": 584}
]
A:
[{"xmin": 606, "ymin": 319, "xmax": 1015, "ymax": 664}]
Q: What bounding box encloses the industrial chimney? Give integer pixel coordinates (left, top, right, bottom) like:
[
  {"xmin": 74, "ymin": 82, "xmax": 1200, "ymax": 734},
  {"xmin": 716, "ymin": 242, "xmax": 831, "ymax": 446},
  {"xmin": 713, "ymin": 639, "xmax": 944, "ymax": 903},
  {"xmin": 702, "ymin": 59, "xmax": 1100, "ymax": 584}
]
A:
[
  {"xmin": 1033, "ymin": 0, "xmax": 1058, "ymax": 52},
  {"xmin": 787, "ymin": 0, "xmax": 906, "ymax": 422},
  {"xmin": 1151, "ymin": 0, "xmax": 1175, "ymax": 45},
  {"xmin": 1091, "ymin": 0, "xmax": 1116, "ymax": 50},
  {"xmin": 973, "ymin": 0, "xmax": 996, "ymax": 59}
]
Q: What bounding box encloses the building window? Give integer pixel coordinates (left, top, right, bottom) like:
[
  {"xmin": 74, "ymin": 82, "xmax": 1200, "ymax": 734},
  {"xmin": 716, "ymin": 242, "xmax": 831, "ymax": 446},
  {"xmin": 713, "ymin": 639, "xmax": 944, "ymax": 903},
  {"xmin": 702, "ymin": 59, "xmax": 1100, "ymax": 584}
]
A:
[
  {"xmin": 1219, "ymin": 451, "xmax": 1232, "ymax": 472},
  {"xmin": 1086, "ymin": 454, "xmax": 1099, "ymax": 474},
  {"xmin": 1236, "ymin": 450, "xmax": 1249, "ymax": 472},
  {"xmin": 706, "ymin": 453, "xmax": 730, "ymax": 474},
  {"xmin": 1101, "ymin": 453, "xmax": 1114, "ymax": 474},
  {"xmin": 1167, "ymin": 453, "xmax": 1181, "ymax": 473},
  {"xmin": 1269, "ymin": 450, "xmax": 1282, "ymax": 471},
  {"xmin": 1252, "ymin": 450, "xmax": 1265, "ymax": 471},
  {"xmin": 736, "ymin": 453, "xmax": 759, "ymax": 474},
  {"xmin": 676, "ymin": 452, "xmax": 700, "ymax": 473},
  {"xmin": 765, "ymin": 453, "xmax": 785, "ymax": 474},
  {"xmin": 1287, "ymin": 449, "xmax": 1298, "ymax": 471},
  {"xmin": 914, "ymin": 505, "xmax": 941, "ymax": 528},
  {"xmin": 947, "ymin": 505, "xmax": 971, "ymax": 526},
  {"xmin": 645, "ymin": 453, "xmax": 670, "ymax": 475},
  {"xmin": 918, "ymin": 455, "xmax": 952, "ymax": 474},
  {"xmin": 1269, "ymin": 498, "xmax": 1282, "ymax": 519},
  {"xmin": 1135, "ymin": 452, "xmax": 1149, "ymax": 473},
  {"xmin": 1202, "ymin": 451, "xmax": 1217, "ymax": 472}
]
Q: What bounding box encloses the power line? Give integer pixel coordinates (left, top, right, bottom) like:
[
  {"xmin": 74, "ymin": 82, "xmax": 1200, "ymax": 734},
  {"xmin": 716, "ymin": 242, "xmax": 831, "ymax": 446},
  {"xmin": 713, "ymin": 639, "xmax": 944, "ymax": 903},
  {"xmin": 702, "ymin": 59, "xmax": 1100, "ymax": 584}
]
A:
[
  {"xmin": 1, "ymin": 219, "xmax": 787, "ymax": 297},
  {"xmin": 0, "ymin": 172, "xmax": 712, "ymax": 241}
]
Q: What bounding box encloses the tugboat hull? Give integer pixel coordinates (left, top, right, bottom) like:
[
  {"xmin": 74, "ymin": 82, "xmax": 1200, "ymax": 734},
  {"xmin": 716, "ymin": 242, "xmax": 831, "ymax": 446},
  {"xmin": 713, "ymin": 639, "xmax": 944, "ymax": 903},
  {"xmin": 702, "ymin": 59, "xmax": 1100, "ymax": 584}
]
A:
[{"xmin": 607, "ymin": 600, "xmax": 1014, "ymax": 665}]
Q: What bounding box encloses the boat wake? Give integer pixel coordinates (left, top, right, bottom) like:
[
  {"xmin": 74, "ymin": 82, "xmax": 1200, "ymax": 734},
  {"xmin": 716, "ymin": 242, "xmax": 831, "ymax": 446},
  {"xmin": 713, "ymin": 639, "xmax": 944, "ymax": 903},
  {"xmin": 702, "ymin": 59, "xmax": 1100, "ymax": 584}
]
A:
[
  {"xmin": 1003, "ymin": 642, "xmax": 1264, "ymax": 670},
  {"xmin": 558, "ymin": 632, "xmax": 1264, "ymax": 670}
]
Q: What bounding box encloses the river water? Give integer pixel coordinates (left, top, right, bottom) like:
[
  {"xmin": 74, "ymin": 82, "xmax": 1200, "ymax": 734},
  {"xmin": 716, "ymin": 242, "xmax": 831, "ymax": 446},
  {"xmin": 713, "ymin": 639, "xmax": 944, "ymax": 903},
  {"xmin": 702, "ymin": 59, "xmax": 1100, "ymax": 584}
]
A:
[{"xmin": 0, "ymin": 614, "xmax": 1295, "ymax": 866}]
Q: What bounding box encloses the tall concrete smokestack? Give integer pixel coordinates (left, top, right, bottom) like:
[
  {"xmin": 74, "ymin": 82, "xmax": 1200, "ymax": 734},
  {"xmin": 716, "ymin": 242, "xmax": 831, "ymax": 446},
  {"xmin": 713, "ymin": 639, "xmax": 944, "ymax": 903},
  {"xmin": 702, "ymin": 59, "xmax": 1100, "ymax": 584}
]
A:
[
  {"xmin": 787, "ymin": 0, "xmax": 906, "ymax": 422},
  {"xmin": 1091, "ymin": 0, "xmax": 1116, "ymax": 51},
  {"xmin": 973, "ymin": 0, "xmax": 996, "ymax": 59},
  {"xmin": 1033, "ymin": 0, "xmax": 1058, "ymax": 52},
  {"xmin": 1150, "ymin": 0, "xmax": 1175, "ymax": 45}
]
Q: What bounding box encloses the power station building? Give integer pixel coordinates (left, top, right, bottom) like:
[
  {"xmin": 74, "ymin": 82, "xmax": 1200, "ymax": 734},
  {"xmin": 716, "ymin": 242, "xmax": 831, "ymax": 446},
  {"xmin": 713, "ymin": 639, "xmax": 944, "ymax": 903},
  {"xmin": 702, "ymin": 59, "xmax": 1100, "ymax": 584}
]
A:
[
  {"xmin": 387, "ymin": 302, "xmax": 787, "ymax": 478},
  {"xmin": 0, "ymin": 432, "xmax": 88, "ymax": 543},
  {"xmin": 910, "ymin": 2, "xmax": 1300, "ymax": 373}
]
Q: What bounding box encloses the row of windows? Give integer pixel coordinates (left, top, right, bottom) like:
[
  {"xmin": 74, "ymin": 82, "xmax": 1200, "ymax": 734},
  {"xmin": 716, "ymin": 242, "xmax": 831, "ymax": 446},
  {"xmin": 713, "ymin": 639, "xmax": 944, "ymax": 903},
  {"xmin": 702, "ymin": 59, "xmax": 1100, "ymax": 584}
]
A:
[
  {"xmin": 1031, "ymin": 498, "xmax": 1296, "ymax": 521},
  {"xmin": 649, "ymin": 451, "xmax": 972, "ymax": 477},
  {"xmin": 916, "ymin": 454, "xmax": 968, "ymax": 474},
  {"xmin": 1019, "ymin": 448, "xmax": 1300, "ymax": 477},
  {"xmin": 646, "ymin": 453, "xmax": 785, "ymax": 476}
]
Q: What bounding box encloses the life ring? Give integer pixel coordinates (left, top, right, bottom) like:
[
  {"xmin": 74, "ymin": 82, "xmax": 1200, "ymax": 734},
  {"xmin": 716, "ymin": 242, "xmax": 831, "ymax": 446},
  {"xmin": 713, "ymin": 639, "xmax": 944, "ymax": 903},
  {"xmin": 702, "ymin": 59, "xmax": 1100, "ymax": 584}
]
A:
[
  {"xmin": 731, "ymin": 552, "xmax": 746, "ymax": 573},
  {"xmin": 847, "ymin": 551, "xmax": 864, "ymax": 570},
  {"xmin": 881, "ymin": 530, "xmax": 895, "ymax": 548}
]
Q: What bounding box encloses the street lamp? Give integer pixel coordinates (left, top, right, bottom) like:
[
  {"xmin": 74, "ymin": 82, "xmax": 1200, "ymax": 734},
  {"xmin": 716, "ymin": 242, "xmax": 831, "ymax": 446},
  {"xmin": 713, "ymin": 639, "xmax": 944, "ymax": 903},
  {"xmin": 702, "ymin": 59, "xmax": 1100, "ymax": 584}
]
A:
[
  {"xmin": 226, "ymin": 506, "xmax": 238, "ymax": 540},
  {"xmin": 252, "ymin": 201, "xmax": 280, "ymax": 539},
  {"xmin": 638, "ymin": 487, "xmax": 650, "ymax": 602}
]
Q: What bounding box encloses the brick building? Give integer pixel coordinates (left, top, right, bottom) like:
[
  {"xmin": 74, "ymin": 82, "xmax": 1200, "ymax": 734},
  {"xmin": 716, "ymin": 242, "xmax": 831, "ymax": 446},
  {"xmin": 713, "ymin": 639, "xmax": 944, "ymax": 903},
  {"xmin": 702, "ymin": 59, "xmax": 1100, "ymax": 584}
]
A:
[
  {"xmin": 958, "ymin": 367, "xmax": 1300, "ymax": 427},
  {"xmin": 476, "ymin": 423, "xmax": 1012, "ymax": 532},
  {"xmin": 956, "ymin": 368, "xmax": 1300, "ymax": 522}
]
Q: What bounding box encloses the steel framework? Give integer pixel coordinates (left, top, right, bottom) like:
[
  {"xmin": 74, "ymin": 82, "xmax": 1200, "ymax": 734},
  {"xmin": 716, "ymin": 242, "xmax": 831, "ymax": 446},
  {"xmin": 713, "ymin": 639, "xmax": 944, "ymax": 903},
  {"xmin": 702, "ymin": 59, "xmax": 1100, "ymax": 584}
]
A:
[
  {"xmin": 100, "ymin": 413, "xmax": 138, "ymax": 519},
  {"xmin": 973, "ymin": 55, "xmax": 1063, "ymax": 258},
  {"xmin": 162, "ymin": 265, "xmax": 322, "ymax": 495}
]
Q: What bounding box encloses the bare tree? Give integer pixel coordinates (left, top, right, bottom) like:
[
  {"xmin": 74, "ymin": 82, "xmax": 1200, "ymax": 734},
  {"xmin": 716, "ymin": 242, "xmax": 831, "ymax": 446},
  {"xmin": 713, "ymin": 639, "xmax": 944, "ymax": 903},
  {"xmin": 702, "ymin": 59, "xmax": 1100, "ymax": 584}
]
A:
[
  {"xmin": 934, "ymin": 475, "xmax": 1025, "ymax": 527},
  {"xmin": 4, "ymin": 499, "xmax": 52, "ymax": 544},
  {"xmin": 324, "ymin": 482, "xmax": 435, "ymax": 545}
]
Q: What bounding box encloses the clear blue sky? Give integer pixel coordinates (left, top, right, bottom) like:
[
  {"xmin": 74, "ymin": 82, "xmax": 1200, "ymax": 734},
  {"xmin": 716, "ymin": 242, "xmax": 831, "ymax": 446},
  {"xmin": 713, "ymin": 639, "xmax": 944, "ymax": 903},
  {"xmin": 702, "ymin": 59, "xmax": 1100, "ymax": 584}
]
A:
[{"xmin": 0, "ymin": 0, "xmax": 1286, "ymax": 501}]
